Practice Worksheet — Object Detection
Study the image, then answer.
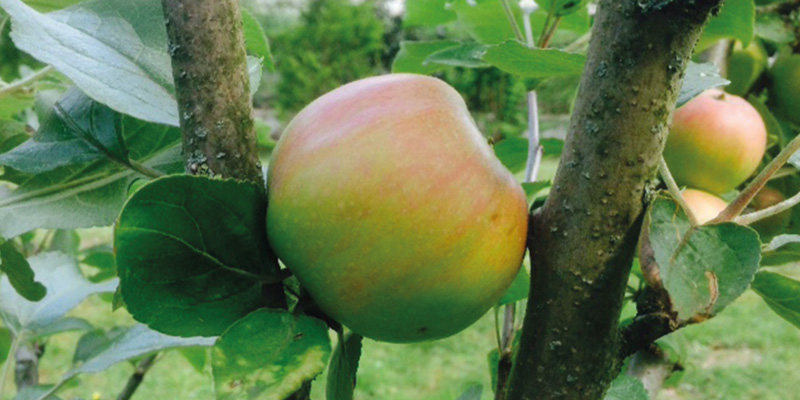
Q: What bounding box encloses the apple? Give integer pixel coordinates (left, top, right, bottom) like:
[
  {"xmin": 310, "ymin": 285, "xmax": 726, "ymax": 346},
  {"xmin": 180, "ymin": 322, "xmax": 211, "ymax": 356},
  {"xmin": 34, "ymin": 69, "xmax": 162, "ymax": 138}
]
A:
[
  {"xmin": 680, "ymin": 188, "xmax": 728, "ymax": 224},
  {"xmin": 770, "ymin": 54, "xmax": 800, "ymax": 126},
  {"xmin": 726, "ymin": 40, "xmax": 768, "ymax": 96},
  {"xmin": 749, "ymin": 187, "xmax": 791, "ymax": 239},
  {"xmin": 663, "ymin": 89, "xmax": 767, "ymax": 195},
  {"xmin": 266, "ymin": 74, "xmax": 529, "ymax": 343}
]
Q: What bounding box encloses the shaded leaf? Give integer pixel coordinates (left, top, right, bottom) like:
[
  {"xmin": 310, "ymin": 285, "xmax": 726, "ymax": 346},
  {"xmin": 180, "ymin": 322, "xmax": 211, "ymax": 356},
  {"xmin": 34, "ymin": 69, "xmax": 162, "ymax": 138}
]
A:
[
  {"xmin": 755, "ymin": 13, "xmax": 795, "ymax": 44},
  {"xmin": 751, "ymin": 271, "xmax": 800, "ymax": 329},
  {"xmin": 0, "ymin": 120, "xmax": 29, "ymax": 155},
  {"xmin": 326, "ymin": 332, "xmax": 363, "ymax": 400},
  {"xmin": 0, "ymin": 240, "xmax": 46, "ymax": 301},
  {"xmin": 604, "ymin": 374, "xmax": 648, "ymax": 400},
  {"xmin": 0, "ymin": 88, "xmax": 126, "ymax": 174},
  {"xmin": 2, "ymin": 0, "xmax": 261, "ymax": 126},
  {"xmin": 697, "ymin": 0, "xmax": 755, "ymax": 51},
  {"xmin": 676, "ymin": 62, "xmax": 729, "ymax": 107},
  {"xmin": 27, "ymin": 316, "xmax": 92, "ymax": 340},
  {"xmin": 761, "ymin": 235, "xmax": 800, "ymax": 266},
  {"xmin": 0, "ymin": 252, "xmax": 117, "ymax": 335},
  {"xmin": 115, "ymin": 175, "xmax": 279, "ymax": 337},
  {"xmin": 643, "ymin": 193, "xmax": 761, "ymax": 322},
  {"xmin": 48, "ymin": 230, "xmax": 80, "ymax": 255},
  {"xmin": 212, "ymin": 309, "xmax": 332, "ymax": 400},
  {"xmin": 392, "ymin": 40, "xmax": 458, "ymax": 75},
  {"xmin": 456, "ymin": 384, "xmax": 483, "ymax": 400},
  {"xmin": 522, "ymin": 181, "xmax": 550, "ymax": 202},
  {"xmin": 80, "ymin": 247, "xmax": 116, "ymax": 283},
  {"xmin": 483, "ymin": 41, "xmax": 585, "ymax": 79}
]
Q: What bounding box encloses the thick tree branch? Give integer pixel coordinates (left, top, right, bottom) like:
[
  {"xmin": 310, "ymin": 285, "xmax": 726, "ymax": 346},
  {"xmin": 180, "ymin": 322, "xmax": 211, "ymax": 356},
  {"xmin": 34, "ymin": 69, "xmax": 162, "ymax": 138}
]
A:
[
  {"xmin": 161, "ymin": 0, "xmax": 262, "ymax": 184},
  {"xmin": 506, "ymin": 1, "xmax": 723, "ymax": 399}
]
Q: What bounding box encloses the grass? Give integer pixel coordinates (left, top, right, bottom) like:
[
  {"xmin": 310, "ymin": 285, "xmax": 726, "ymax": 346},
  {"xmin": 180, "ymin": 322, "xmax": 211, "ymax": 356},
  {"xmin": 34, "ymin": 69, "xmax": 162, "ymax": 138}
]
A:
[{"xmin": 2, "ymin": 284, "xmax": 799, "ymax": 400}]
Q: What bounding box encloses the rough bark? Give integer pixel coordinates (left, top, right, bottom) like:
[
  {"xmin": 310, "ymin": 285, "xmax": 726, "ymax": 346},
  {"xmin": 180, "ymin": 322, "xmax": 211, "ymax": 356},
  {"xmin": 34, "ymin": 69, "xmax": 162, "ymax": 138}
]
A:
[
  {"xmin": 506, "ymin": 1, "xmax": 724, "ymax": 399},
  {"xmin": 161, "ymin": 0, "xmax": 262, "ymax": 184}
]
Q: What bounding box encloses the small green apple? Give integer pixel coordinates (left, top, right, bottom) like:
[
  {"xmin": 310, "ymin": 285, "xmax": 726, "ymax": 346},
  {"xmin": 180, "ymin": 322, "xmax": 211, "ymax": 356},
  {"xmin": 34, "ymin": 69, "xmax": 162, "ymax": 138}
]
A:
[
  {"xmin": 726, "ymin": 40, "xmax": 768, "ymax": 96},
  {"xmin": 663, "ymin": 89, "xmax": 767, "ymax": 195},
  {"xmin": 267, "ymin": 74, "xmax": 529, "ymax": 343},
  {"xmin": 770, "ymin": 54, "xmax": 800, "ymax": 126},
  {"xmin": 749, "ymin": 187, "xmax": 791, "ymax": 239}
]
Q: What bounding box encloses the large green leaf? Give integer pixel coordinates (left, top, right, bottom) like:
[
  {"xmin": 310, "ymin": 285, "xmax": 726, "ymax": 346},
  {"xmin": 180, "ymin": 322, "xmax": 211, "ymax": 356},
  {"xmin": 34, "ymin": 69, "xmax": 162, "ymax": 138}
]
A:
[
  {"xmin": 494, "ymin": 137, "xmax": 528, "ymax": 173},
  {"xmin": 426, "ymin": 43, "xmax": 491, "ymax": 68},
  {"xmin": 0, "ymin": 88, "xmax": 127, "ymax": 174},
  {"xmin": 213, "ymin": 309, "xmax": 331, "ymax": 400},
  {"xmin": 115, "ymin": 175, "xmax": 279, "ymax": 337},
  {"xmin": 0, "ymin": 120, "xmax": 28, "ymax": 154},
  {"xmin": 761, "ymin": 235, "xmax": 800, "ymax": 266},
  {"xmin": 1, "ymin": 0, "xmax": 262, "ymax": 126},
  {"xmin": 326, "ymin": 333, "xmax": 363, "ymax": 400},
  {"xmin": 696, "ymin": 0, "xmax": 755, "ymax": 52},
  {"xmin": 751, "ymin": 271, "xmax": 800, "ymax": 329},
  {"xmin": 0, "ymin": 240, "xmax": 46, "ymax": 301},
  {"xmin": 391, "ymin": 40, "xmax": 459, "ymax": 75},
  {"xmin": 0, "ymin": 326, "xmax": 10, "ymax": 362},
  {"xmin": 450, "ymin": 0, "xmax": 523, "ymax": 45},
  {"xmin": 0, "ymin": 252, "xmax": 117, "ymax": 335},
  {"xmin": 404, "ymin": 0, "xmax": 456, "ymax": 27},
  {"xmin": 0, "ymin": 116, "xmax": 181, "ymax": 239},
  {"xmin": 642, "ymin": 193, "xmax": 761, "ymax": 322},
  {"xmin": 482, "ymin": 41, "xmax": 585, "ymax": 78}
]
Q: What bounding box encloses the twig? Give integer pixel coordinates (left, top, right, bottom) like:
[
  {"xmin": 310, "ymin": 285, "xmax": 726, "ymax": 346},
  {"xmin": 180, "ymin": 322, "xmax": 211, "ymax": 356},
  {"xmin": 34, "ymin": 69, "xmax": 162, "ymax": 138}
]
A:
[
  {"xmin": 117, "ymin": 354, "xmax": 158, "ymax": 400},
  {"xmin": 712, "ymin": 132, "xmax": 800, "ymax": 223},
  {"xmin": 538, "ymin": 16, "xmax": 562, "ymax": 49},
  {"xmin": 0, "ymin": 66, "xmax": 54, "ymax": 96},
  {"xmin": 736, "ymin": 190, "xmax": 800, "ymax": 225},
  {"xmin": 659, "ymin": 157, "xmax": 699, "ymax": 226},
  {"xmin": 500, "ymin": 0, "xmax": 524, "ymax": 42}
]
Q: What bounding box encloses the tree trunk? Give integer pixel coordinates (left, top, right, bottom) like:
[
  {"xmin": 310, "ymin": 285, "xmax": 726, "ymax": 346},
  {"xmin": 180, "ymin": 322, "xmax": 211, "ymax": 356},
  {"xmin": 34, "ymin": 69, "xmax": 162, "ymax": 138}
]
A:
[
  {"xmin": 161, "ymin": 0, "xmax": 262, "ymax": 184},
  {"xmin": 506, "ymin": 1, "xmax": 723, "ymax": 399}
]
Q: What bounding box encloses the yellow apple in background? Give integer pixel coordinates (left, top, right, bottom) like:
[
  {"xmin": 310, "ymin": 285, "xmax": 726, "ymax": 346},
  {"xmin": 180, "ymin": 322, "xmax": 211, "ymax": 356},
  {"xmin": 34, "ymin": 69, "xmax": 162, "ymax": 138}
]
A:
[
  {"xmin": 663, "ymin": 89, "xmax": 767, "ymax": 195},
  {"xmin": 681, "ymin": 188, "xmax": 728, "ymax": 224},
  {"xmin": 749, "ymin": 187, "xmax": 791, "ymax": 240},
  {"xmin": 266, "ymin": 74, "xmax": 529, "ymax": 343}
]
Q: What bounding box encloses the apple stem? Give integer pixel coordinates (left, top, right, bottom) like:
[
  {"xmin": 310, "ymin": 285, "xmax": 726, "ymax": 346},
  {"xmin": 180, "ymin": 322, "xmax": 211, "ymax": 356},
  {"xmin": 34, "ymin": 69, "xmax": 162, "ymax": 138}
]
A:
[
  {"xmin": 659, "ymin": 157, "xmax": 699, "ymax": 226},
  {"xmin": 736, "ymin": 190, "xmax": 800, "ymax": 225},
  {"xmin": 711, "ymin": 131, "xmax": 800, "ymax": 223}
]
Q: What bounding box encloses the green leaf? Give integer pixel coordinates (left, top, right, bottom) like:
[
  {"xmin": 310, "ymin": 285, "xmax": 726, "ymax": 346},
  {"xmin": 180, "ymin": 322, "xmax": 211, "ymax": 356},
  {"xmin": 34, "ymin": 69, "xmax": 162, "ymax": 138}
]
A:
[
  {"xmin": 22, "ymin": 0, "xmax": 82, "ymax": 12},
  {"xmin": 0, "ymin": 240, "xmax": 46, "ymax": 301},
  {"xmin": 14, "ymin": 386, "xmax": 62, "ymax": 400},
  {"xmin": 603, "ymin": 374, "xmax": 648, "ymax": 400},
  {"xmin": 697, "ymin": 0, "xmax": 755, "ymax": 52},
  {"xmin": 761, "ymin": 235, "xmax": 800, "ymax": 266},
  {"xmin": 482, "ymin": 41, "xmax": 586, "ymax": 79},
  {"xmin": 747, "ymin": 95, "xmax": 784, "ymax": 150},
  {"xmin": 642, "ymin": 193, "xmax": 761, "ymax": 322},
  {"xmin": 0, "ymin": 120, "xmax": 29, "ymax": 154},
  {"xmin": 541, "ymin": 138, "xmax": 564, "ymax": 157},
  {"xmin": 212, "ymin": 309, "xmax": 332, "ymax": 400},
  {"xmin": 326, "ymin": 332, "xmax": 363, "ymax": 400},
  {"xmin": 404, "ymin": 0, "xmax": 456, "ymax": 27},
  {"xmin": 0, "ymin": 115, "xmax": 181, "ymax": 239},
  {"xmin": 456, "ymin": 384, "xmax": 483, "ymax": 400},
  {"xmin": 391, "ymin": 40, "xmax": 459, "ymax": 75},
  {"xmin": 241, "ymin": 8, "xmax": 274, "ymax": 72},
  {"xmin": 0, "ymin": 93, "xmax": 34, "ymax": 120},
  {"xmin": 80, "ymin": 247, "xmax": 116, "ymax": 283},
  {"xmin": 535, "ymin": 0, "xmax": 591, "ymax": 17},
  {"xmin": 1, "ymin": 0, "xmax": 262, "ymax": 126},
  {"xmin": 178, "ymin": 347, "xmax": 209, "ymax": 374},
  {"xmin": 426, "ymin": 43, "xmax": 490, "ymax": 68},
  {"xmin": 0, "ymin": 252, "xmax": 117, "ymax": 335},
  {"xmin": 0, "ymin": 326, "xmax": 10, "ymax": 363},
  {"xmin": 755, "ymin": 13, "xmax": 795, "ymax": 44},
  {"xmin": 751, "ymin": 271, "xmax": 800, "ymax": 329},
  {"xmin": 48, "ymin": 230, "xmax": 80, "ymax": 255},
  {"xmin": 497, "ymin": 267, "xmax": 530, "ymax": 306},
  {"xmin": 115, "ymin": 175, "xmax": 279, "ymax": 337},
  {"xmin": 494, "ymin": 137, "xmax": 528, "ymax": 173},
  {"xmin": 27, "ymin": 316, "xmax": 92, "ymax": 340},
  {"xmin": 522, "ymin": 180, "xmax": 550, "ymax": 202},
  {"xmin": 66, "ymin": 324, "xmax": 214, "ymax": 377},
  {"xmin": 451, "ymin": 0, "xmax": 523, "ymax": 45},
  {"xmin": 0, "ymin": 88, "xmax": 127, "ymax": 174},
  {"xmin": 676, "ymin": 62, "xmax": 729, "ymax": 107}
]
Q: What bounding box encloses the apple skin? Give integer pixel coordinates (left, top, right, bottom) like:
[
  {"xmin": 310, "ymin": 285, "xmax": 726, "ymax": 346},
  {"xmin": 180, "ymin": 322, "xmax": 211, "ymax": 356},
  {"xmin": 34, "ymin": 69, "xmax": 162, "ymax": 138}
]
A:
[
  {"xmin": 726, "ymin": 40, "xmax": 768, "ymax": 96},
  {"xmin": 770, "ymin": 54, "xmax": 800, "ymax": 126},
  {"xmin": 663, "ymin": 89, "xmax": 767, "ymax": 195},
  {"xmin": 266, "ymin": 74, "xmax": 529, "ymax": 343},
  {"xmin": 680, "ymin": 188, "xmax": 728, "ymax": 224},
  {"xmin": 749, "ymin": 187, "xmax": 791, "ymax": 240}
]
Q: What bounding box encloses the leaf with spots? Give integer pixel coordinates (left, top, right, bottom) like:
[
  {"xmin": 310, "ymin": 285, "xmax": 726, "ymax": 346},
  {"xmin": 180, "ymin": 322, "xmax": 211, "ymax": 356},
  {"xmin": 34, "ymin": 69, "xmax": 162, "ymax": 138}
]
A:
[{"xmin": 212, "ymin": 309, "xmax": 331, "ymax": 400}]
